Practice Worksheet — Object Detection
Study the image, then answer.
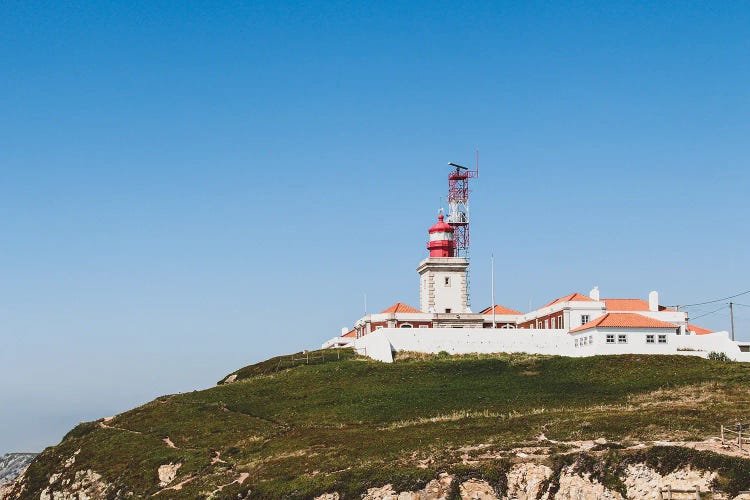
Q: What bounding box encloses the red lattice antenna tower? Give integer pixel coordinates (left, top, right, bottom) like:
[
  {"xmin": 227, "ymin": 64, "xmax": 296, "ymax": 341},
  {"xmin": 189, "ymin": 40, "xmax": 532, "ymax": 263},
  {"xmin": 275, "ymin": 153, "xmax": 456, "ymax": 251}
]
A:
[
  {"xmin": 446, "ymin": 159, "xmax": 478, "ymax": 257},
  {"xmin": 446, "ymin": 155, "xmax": 479, "ymax": 308}
]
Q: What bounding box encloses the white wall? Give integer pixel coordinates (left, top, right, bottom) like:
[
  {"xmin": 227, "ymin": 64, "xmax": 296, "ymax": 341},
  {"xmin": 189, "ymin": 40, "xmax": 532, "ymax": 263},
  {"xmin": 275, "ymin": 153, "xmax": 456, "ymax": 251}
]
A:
[
  {"xmin": 570, "ymin": 329, "xmax": 750, "ymax": 360},
  {"xmin": 352, "ymin": 328, "xmax": 750, "ymax": 363},
  {"xmin": 518, "ymin": 302, "xmax": 606, "ymax": 330},
  {"xmin": 571, "ymin": 328, "xmax": 677, "ymax": 356},
  {"xmin": 355, "ymin": 328, "xmax": 573, "ymax": 362}
]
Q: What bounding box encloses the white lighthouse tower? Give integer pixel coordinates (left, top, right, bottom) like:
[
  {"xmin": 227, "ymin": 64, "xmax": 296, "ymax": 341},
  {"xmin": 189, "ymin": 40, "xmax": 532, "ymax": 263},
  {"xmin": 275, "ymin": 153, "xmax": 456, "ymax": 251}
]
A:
[{"xmin": 417, "ymin": 213, "xmax": 471, "ymax": 315}]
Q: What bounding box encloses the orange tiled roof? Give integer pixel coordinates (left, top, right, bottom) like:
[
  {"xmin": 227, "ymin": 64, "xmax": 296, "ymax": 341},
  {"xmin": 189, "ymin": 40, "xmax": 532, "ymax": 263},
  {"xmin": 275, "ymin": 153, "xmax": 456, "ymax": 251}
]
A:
[
  {"xmin": 569, "ymin": 312, "xmax": 678, "ymax": 334},
  {"xmin": 380, "ymin": 302, "xmax": 420, "ymax": 314},
  {"xmin": 342, "ymin": 329, "xmax": 356, "ymax": 338},
  {"xmin": 604, "ymin": 298, "xmax": 675, "ymax": 312},
  {"xmin": 544, "ymin": 293, "xmax": 595, "ymax": 308},
  {"xmin": 688, "ymin": 324, "xmax": 713, "ymax": 335},
  {"xmin": 480, "ymin": 304, "xmax": 523, "ymax": 315},
  {"xmin": 603, "ymin": 298, "xmax": 650, "ymax": 311}
]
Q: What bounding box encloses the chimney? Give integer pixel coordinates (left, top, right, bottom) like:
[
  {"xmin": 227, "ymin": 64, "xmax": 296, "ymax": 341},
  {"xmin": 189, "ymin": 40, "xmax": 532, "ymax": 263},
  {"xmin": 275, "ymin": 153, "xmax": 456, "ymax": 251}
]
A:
[
  {"xmin": 648, "ymin": 291, "xmax": 659, "ymax": 312},
  {"xmin": 589, "ymin": 286, "xmax": 600, "ymax": 301}
]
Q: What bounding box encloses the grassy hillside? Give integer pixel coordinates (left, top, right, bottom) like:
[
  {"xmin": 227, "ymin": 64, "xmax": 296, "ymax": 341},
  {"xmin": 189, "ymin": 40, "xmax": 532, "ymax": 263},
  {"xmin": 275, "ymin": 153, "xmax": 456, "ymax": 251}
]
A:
[{"xmin": 14, "ymin": 351, "xmax": 750, "ymax": 498}]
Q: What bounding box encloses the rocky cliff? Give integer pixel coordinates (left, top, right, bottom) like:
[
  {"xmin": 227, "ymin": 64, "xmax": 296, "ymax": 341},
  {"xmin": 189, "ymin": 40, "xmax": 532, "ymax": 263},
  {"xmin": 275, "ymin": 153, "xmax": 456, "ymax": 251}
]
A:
[{"xmin": 0, "ymin": 454, "xmax": 37, "ymax": 498}]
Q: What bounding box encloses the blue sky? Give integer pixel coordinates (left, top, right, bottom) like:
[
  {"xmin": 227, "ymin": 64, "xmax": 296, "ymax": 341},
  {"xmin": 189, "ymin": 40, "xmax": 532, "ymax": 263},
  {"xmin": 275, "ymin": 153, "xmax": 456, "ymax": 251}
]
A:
[{"xmin": 1, "ymin": 1, "xmax": 749, "ymax": 454}]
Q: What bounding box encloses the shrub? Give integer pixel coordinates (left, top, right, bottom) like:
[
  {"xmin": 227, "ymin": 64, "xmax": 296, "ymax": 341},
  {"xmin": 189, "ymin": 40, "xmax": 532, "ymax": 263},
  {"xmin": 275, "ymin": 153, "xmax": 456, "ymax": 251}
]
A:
[{"xmin": 707, "ymin": 351, "xmax": 732, "ymax": 362}]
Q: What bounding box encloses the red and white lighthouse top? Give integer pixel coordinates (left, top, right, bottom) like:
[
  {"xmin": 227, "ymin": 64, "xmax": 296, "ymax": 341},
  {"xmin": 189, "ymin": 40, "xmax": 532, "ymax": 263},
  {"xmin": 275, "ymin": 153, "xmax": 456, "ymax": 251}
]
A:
[{"xmin": 427, "ymin": 214, "xmax": 454, "ymax": 257}]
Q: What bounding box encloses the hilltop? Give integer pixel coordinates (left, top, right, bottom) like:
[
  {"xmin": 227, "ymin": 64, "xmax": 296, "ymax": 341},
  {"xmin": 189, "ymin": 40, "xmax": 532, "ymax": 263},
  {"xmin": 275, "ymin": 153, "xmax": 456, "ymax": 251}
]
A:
[{"xmin": 7, "ymin": 351, "xmax": 750, "ymax": 499}]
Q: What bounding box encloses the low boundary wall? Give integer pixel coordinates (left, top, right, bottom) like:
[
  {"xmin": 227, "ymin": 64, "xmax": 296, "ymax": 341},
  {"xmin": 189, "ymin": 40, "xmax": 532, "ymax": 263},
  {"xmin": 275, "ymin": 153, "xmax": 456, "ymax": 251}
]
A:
[{"xmin": 353, "ymin": 328, "xmax": 750, "ymax": 363}]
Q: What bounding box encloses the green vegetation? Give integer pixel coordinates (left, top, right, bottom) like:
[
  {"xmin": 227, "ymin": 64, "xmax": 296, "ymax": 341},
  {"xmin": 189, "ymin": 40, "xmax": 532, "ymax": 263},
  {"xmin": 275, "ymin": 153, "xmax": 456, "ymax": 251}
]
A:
[
  {"xmin": 16, "ymin": 351, "xmax": 750, "ymax": 498},
  {"xmin": 707, "ymin": 351, "xmax": 733, "ymax": 362}
]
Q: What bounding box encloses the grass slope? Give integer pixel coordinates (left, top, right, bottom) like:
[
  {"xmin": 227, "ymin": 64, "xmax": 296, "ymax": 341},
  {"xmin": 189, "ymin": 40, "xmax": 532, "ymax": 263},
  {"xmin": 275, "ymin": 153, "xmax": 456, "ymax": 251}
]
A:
[{"xmin": 17, "ymin": 351, "xmax": 750, "ymax": 498}]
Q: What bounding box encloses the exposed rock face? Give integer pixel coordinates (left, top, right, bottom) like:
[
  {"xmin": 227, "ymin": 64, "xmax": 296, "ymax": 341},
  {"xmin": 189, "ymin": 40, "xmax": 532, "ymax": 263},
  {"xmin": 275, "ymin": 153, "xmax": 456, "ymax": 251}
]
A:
[
  {"xmin": 348, "ymin": 473, "xmax": 455, "ymax": 499},
  {"xmin": 5, "ymin": 451, "xmax": 748, "ymax": 500},
  {"xmin": 623, "ymin": 463, "xmax": 716, "ymax": 499},
  {"xmin": 459, "ymin": 478, "xmax": 498, "ymax": 499},
  {"xmin": 314, "ymin": 494, "xmax": 340, "ymax": 500},
  {"xmin": 39, "ymin": 469, "xmax": 112, "ymax": 500},
  {"xmin": 555, "ymin": 467, "xmax": 624, "ymax": 499},
  {"xmin": 0, "ymin": 454, "xmax": 37, "ymax": 485},
  {"xmin": 506, "ymin": 463, "xmax": 552, "ymax": 499},
  {"xmin": 0, "ymin": 453, "xmax": 37, "ymax": 498},
  {"xmin": 313, "ymin": 462, "xmax": 743, "ymax": 500},
  {"xmin": 157, "ymin": 462, "xmax": 181, "ymax": 487}
]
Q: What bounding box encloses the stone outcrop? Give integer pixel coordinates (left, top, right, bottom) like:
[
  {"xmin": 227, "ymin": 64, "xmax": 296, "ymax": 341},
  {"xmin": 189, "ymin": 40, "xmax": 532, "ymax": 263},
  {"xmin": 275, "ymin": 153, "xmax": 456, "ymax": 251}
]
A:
[
  {"xmin": 555, "ymin": 467, "xmax": 624, "ymax": 499},
  {"xmin": 6, "ymin": 449, "xmax": 750, "ymax": 500},
  {"xmin": 623, "ymin": 464, "xmax": 716, "ymax": 499},
  {"xmin": 312, "ymin": 461, "xmax": 745, "ymax": 500},
  {"xmin": 459, "ymin": 478, "xmax": 498, "ymax": 499},
  {"xmin": 506, "ymin": 463, "xmax": 552, "ymax": 499},
  {"xmin": 157, "ymin": 462, "xmax": 181, "ymax": 487},
  {"xmin": 39, "ymin": 469, "xmax": 112, "ymax": 500},
  {"xmin": 0, "ymin": 453, "xmax": 37, "ymax": 498},
  {"xmin": 358, "ymin": 473, "xmax": 455, "ymax": 499}
]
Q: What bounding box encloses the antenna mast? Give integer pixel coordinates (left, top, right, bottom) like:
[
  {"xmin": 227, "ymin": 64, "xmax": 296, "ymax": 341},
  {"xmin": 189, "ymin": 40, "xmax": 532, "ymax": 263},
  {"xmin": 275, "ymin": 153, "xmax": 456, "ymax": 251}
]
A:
[{"xmin": 446, "ymin": 158, "xmax": 479, "ymax": 307}]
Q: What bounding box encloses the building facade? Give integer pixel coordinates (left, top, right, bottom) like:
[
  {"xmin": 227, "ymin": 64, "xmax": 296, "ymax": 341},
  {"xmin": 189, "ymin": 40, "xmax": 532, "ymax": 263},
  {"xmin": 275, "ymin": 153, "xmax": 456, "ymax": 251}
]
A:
[{"xmin": 322, "ymin": 213, "xmax": 748, "ymax": 360}]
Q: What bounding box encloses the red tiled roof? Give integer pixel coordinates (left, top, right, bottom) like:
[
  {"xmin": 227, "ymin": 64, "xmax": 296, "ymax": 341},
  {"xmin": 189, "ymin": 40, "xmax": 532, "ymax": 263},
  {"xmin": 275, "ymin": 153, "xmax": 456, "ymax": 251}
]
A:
[
  {"xmin": 603, "ymin": 299, "xmax": 649, "ymax": 311},
  {"xmin": 688, "ymin": 324, "xmax": 713, "ymax": 335},
  {"xmin": 569, "ymin": 313, "xmax": 678, "ymax": 334},
  {"xmin": 544, "ymin": 293, "xmax": 595, "ymax": 308},
  {"xmin": 603, "ymin": 298, "xmax": 674, "ymax": 312},
  {"xmin": 480, "ymin": 304, "xmax": 523, "ymax": 315},
  {"xmin": 380, "ymin": 302, "xmax": 420, "ymax": 314},
  {"xmin": 342, "ymin": 329, "xmax": 356, "ymax": 338}
]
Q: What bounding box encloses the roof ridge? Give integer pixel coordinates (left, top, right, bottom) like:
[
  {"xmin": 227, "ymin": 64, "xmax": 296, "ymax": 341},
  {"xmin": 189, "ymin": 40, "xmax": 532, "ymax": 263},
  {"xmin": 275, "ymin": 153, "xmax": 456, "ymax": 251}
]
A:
[
  {"xmin": 380, "ymin": 302, "xmax": 420, "ymax": 314},
  {"xmin": 481, "ymin": 304, "xmax": 523, "ymax": 315}
]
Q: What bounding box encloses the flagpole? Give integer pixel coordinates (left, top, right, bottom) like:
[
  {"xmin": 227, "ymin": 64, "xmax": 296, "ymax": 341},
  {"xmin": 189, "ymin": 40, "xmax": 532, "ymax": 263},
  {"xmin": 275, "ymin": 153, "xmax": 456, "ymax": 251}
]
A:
[{"xmin": 491, "ymin": 253, "xmax": 496, "ymax": 329}]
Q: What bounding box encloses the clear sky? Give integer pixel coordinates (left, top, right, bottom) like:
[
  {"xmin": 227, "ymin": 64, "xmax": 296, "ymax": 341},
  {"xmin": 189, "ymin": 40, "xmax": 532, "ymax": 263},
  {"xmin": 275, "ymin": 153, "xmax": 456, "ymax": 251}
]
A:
[{"xmin": 1, "ymin": 1, "xmax": 749, "ymax": 454}]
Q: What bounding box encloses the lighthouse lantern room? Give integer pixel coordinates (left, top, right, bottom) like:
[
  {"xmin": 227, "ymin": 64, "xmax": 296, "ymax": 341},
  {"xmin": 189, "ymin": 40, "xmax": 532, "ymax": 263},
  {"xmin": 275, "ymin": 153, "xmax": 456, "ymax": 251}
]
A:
[{"xmin": 427, "ymin": 213, "xmax": 455, "ymax": 257}]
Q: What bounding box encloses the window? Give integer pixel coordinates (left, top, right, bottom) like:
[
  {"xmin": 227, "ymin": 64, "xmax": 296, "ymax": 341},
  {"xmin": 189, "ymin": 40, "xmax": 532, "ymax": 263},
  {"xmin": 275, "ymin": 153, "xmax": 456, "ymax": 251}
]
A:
[
  {"xmin": 658, "ymin": 334, "xmax": 667, "ymax": 344},
  {"xmin": 589, "ymin": 335, "xmax": 593, "ymax": 344},
  {"xmin": 444, "ymin": 277, "xmax": 451, "ymax": 286},
  {"xmin": 419, "ymin": 325, "xmax": 429, "ymax": 328},
  {"xmin": 606, "ymin": 334, "xmax": 615, "ymax": 344},
  {"xmin": 617, "ymin": 334, "xmax": 627, "ymax": 344},
  {"xmin": 646, "ymin": 334, "xmax": 655, "ymax": 344},
  {"xmin": 400, "ymin": 323, "xmax": 413, "ymax": 328},
  {"xmin": 575, "ymin": 339, "xmax": 579, "ymax": 347},
  {"xmin": 544, "ymin": 319, "xmax": 549, "ymax": 329},
  {"xmin": 581, "ymin": 315, "xmax": 590, "ymax": 326},
  {"xmin": 445, "ymin": 308, "xmax": 451, "ymax": 313}
]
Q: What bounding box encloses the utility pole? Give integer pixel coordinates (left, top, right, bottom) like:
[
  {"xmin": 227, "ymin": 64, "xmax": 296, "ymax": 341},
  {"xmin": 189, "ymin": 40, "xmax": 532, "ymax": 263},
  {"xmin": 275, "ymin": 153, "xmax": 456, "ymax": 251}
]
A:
[{"xmin": 730, "ymin": 301, "xmax": 735, "ymax": 341}]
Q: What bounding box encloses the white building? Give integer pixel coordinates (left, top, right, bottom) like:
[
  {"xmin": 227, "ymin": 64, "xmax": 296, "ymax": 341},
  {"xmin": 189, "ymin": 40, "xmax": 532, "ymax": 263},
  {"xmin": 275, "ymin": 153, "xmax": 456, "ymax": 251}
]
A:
[{"xmin": 322, "ymin": 214, "xmax": 749, "ymax": 362}]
